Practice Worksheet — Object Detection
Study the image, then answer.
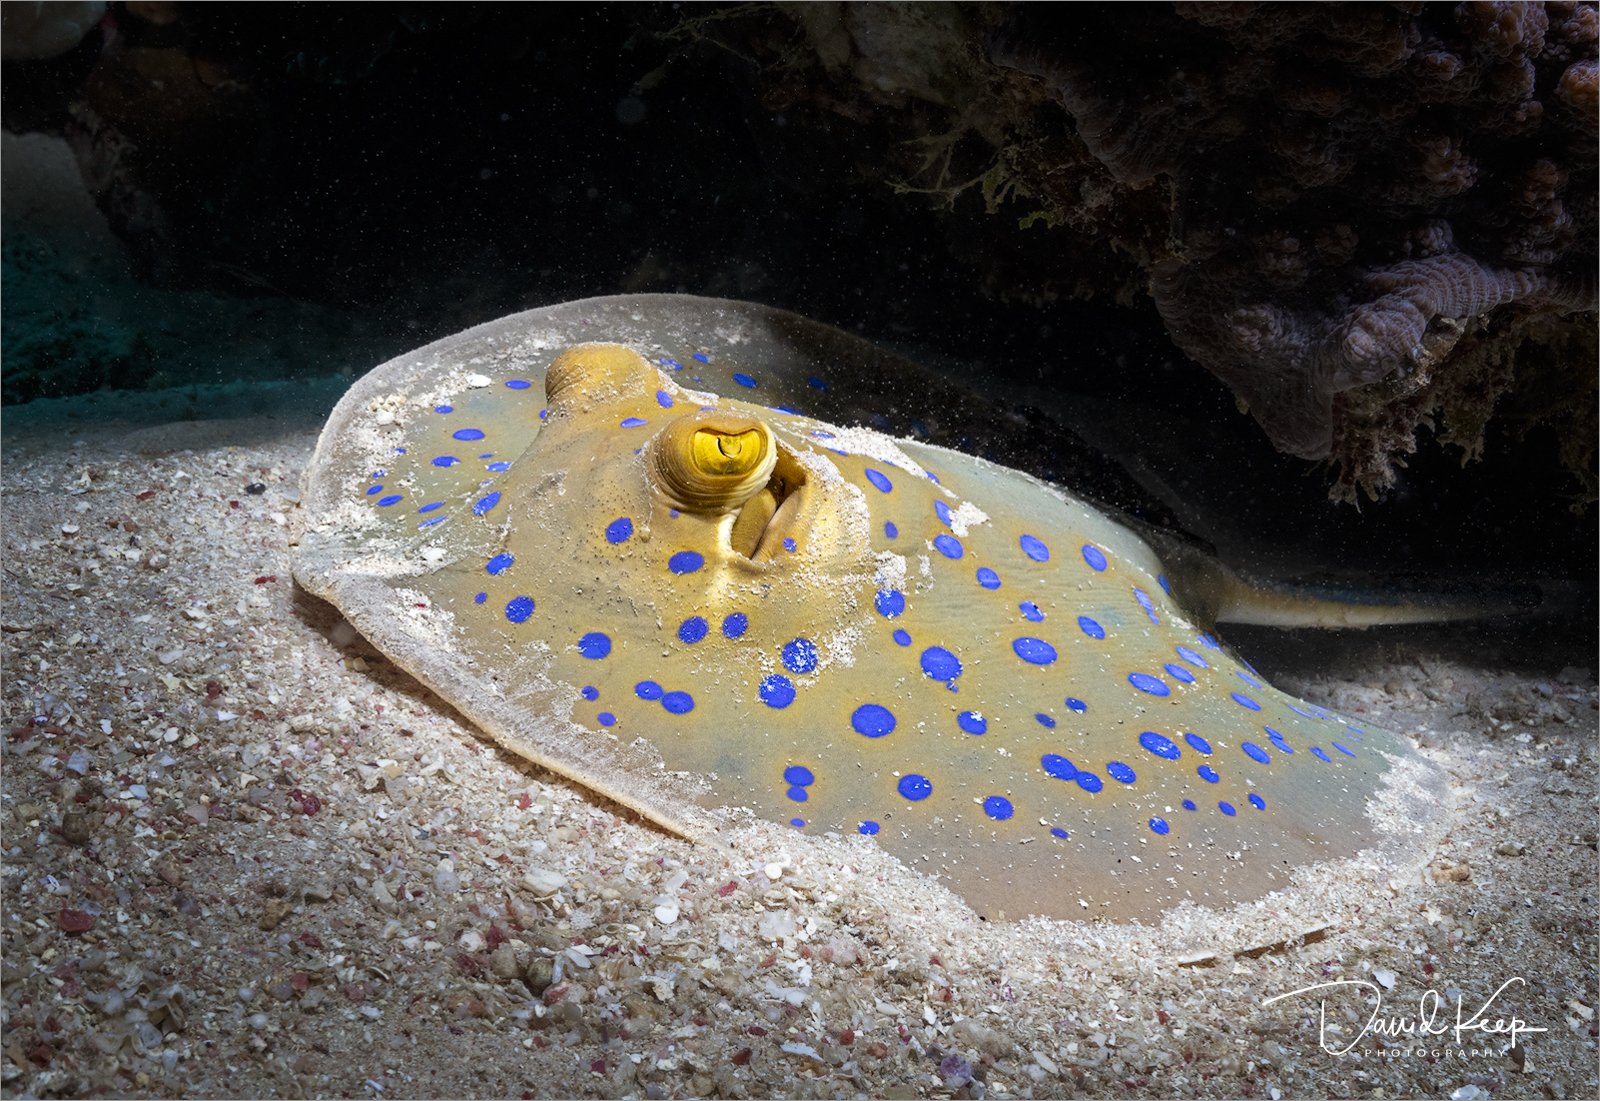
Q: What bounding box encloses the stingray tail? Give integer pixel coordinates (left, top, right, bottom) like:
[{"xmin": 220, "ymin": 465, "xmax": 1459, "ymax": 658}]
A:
[{"xmin": 1148, "ymin": 532, "xmax": 1572, "ymax": 629}]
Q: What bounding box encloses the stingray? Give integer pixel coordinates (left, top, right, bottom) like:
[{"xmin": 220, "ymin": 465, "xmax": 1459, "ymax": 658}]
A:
[{"xmin": 293, "ymin": 294, "xmax": 1447, "ymax": 922}]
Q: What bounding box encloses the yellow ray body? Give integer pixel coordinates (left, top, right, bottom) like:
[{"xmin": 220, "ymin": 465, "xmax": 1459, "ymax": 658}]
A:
[{"xmin": 294, "ymin": 297, "xmax": 1445, "ymax": 922}]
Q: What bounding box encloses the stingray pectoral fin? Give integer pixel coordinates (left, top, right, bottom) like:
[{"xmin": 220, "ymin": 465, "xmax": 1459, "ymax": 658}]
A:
[{"xmin": 296, "ymin": 568, "xmax": 712, "ymax": 844}]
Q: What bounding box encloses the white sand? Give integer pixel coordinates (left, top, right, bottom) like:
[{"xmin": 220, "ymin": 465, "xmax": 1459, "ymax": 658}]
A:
[{"xmin": 3, "ymin": 408, "xmax": 1594, "ymax": 1099}]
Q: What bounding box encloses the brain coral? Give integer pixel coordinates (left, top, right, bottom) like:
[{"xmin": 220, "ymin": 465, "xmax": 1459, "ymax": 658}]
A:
[{"xmin": 723, "ymin": 1, "xmax": 1598, "ymax": 499}]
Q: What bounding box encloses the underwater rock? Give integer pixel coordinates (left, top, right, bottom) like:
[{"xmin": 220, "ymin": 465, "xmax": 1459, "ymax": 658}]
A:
[{"xmin": 725, "ymin": 2, "xmax": 1599, "ymax": 499}]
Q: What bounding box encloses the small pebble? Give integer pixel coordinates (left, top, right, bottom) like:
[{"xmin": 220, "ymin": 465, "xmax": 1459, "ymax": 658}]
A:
[
  {"xmin": 488, "ymin": 945, "xmax": 520, "ymax": 979},
  {"xmin": 524, "ymin": 957, "xmax": 554, "ymax": 995},
  {"xmin": 434, "ymin": 859, "xmax": 460, "ymax": 895},
  {"xmin": 523, "ymin": 867, "xmax": 567, "ymax": 896},
  {"xmin": 60, "ymin": 811, "xmax": 96, "ymax": 845}
]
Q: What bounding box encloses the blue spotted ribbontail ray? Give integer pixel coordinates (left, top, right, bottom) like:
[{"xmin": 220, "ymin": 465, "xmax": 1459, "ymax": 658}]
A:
[{"xmin": 293, "ymin": 294, "xmax": 1448, "ymax": 922}]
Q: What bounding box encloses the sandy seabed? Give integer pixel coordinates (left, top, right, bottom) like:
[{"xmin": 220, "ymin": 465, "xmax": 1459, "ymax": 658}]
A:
[{"xmin": 2, "ymin": 403, "xmax": 1595, "ymax": 1100}]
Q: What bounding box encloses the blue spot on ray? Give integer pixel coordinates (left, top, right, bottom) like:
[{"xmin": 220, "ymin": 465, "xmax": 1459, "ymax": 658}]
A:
[
  {"xmin": 897, "ymin": 774, "xmax": 932, "ymax": 801},
  {"xmin": 1134, "ymin": 587, "xmax": 1159, "ymax": 624},
  {"xmin": 875, "ymin": 591, "xmax": 906, "ymax": 618},
  {"xmin": 851, "ymin": 704, "xmax": 896, "ymax": 738},
  {"xmin": 919, "ymin": 647, "xmax": 962, "ymax": 686},
  {"xmin": 782, "ymin": 638, "xmax": 819, "ymax": 674},
  {"xmin": 1139, "ymin": 731, "xmax": 1181, "ymax": 760},
  {"xmin": 1128, "ymin": 672, "xmax": 1170, "ymax": 696},
  {"xmin": 1013, "ymin": 637, "xmax": 1057, "ymax": 665},
  {"xmin": 760, "ymin": 675, "xmax": 796, "ymax": 709},
  {"xmin": 1041, "ymin": 754, "xmax": 1077, "ymax": 781},
  {"xmin": 668, "ymin": 551, "xmax": 704, "ymax": 574}
]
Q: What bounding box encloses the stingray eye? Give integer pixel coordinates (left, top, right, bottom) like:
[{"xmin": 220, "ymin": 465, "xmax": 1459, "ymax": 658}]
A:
[
  {"xmin": 691, "ymin": 428, "xmax": 764, "ymax": 476},
  {"xmin": 650, "ymin": 411, "xmax": 777, "ymax": 513}
]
